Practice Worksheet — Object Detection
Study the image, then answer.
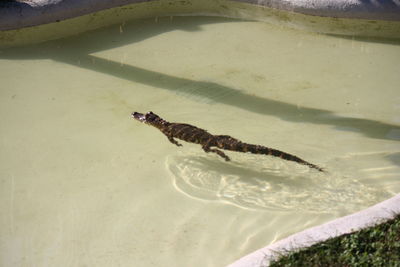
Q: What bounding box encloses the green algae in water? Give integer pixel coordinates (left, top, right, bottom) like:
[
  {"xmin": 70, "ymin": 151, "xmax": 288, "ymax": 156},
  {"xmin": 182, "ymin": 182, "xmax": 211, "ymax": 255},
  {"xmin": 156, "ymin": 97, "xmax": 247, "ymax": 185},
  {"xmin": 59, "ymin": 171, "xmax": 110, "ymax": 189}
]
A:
[{"xmin": 0, "ymin": 16, "xmax": 399, "ymax": 267}]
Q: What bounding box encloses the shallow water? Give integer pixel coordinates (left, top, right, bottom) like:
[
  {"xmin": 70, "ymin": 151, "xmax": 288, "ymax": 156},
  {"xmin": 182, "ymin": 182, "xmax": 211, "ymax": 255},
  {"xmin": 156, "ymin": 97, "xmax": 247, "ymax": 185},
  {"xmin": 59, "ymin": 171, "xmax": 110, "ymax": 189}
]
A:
[{"xmin": 0, "ymin": 16, "xmax": 399, "ymax": 267}]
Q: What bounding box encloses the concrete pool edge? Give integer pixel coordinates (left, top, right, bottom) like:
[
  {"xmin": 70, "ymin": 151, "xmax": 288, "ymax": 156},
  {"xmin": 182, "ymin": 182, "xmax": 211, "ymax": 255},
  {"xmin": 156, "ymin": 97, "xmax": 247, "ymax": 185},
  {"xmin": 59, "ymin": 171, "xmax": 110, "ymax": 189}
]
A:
[
  {"xmin": 1, "ymin": 0, "xmax": 399, "ymax": 32},
  {"xmin": 228, "ymin": 193, "xmax": 400, "ymax": 267},
  {"xmin": 1, "ymin": 0, "xmax": 400, "ymax": 48}
]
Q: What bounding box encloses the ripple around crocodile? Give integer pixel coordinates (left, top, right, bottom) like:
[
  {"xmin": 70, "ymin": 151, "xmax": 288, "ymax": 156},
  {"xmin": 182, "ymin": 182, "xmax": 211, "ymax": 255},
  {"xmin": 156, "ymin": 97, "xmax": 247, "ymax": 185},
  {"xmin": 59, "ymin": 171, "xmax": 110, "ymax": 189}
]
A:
[{"xmin": 166, "ymin": 153, "xmax": 391, "ymax": 213}]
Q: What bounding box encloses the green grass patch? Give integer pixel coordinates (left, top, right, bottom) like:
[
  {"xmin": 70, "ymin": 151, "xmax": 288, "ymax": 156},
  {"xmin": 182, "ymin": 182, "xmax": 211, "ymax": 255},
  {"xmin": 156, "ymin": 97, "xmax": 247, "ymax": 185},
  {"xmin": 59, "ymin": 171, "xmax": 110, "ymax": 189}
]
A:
[{"xmin": 270, "ymin": 214, "xmax": 400, "ymax": 267}]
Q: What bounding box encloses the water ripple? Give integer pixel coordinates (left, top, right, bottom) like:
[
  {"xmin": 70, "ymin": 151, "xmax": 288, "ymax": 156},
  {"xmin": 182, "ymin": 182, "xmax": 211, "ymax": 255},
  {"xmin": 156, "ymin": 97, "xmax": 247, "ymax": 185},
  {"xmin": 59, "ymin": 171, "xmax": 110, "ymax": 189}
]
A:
[{"xmin": 166, "ymin": 151, "xmax": 390, "ymax": 213}]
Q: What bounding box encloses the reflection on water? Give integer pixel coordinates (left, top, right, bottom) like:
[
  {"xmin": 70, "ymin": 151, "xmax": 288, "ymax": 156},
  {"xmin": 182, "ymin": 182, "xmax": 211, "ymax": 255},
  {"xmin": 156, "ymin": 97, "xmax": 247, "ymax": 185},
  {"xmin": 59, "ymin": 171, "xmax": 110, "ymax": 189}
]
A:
[{"xmin": 167, "ymin": 152, "xmax": 391, "ymax": 213}]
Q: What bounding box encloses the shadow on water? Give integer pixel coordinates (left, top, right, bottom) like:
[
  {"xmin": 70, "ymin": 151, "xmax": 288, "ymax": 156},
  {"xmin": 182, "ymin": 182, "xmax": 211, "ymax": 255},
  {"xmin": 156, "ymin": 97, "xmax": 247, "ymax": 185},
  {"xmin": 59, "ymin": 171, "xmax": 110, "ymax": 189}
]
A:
[
  {"xmin": 386, "ymin": 152, "xmax": 400, "ymax": 166},
  {"xmin": 1, "ymin": 16, "xmax": 399, "ymax": 141}
]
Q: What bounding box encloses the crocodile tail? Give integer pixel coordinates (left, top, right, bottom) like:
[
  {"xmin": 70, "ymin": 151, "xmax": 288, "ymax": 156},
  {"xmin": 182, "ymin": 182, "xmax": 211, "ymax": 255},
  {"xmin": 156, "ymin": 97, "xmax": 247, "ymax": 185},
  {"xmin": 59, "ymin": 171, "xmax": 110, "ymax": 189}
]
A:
[
  {"xmin": 216, "ymin": 138, "xmax": 323, "ymax": 172},
  {"xmin": 249, "ymin": 144, "xmax": 324, "ymax": 172}
]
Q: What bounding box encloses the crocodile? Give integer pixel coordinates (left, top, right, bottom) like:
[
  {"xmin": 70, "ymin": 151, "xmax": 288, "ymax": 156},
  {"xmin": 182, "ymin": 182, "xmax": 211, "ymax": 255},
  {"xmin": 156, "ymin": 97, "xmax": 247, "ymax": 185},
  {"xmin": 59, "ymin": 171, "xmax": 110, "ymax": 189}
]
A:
[{"xmin": 132, "ymin": 111, "xmax": 324, "ymax": 172}]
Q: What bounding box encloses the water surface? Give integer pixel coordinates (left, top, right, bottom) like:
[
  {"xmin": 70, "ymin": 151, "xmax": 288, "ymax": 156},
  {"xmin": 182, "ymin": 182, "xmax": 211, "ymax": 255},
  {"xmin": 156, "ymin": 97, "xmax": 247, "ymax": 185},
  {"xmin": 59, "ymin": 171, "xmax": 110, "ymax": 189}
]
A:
[{"xmin": 1, "ymin": 16, "xmax": 399, "ymax": 267}]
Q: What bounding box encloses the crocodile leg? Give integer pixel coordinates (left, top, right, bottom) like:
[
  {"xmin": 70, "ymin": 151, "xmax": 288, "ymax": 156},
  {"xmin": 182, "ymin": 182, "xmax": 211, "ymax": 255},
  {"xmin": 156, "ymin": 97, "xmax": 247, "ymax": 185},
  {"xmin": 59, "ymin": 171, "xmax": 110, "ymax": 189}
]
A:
[
  {"xmin": 167, "ymin": 136, "xmax": 182, "ymax": 147},
  {"xmin": 202, "ymin": 145, "xmax": 230, "ymax": 161}
]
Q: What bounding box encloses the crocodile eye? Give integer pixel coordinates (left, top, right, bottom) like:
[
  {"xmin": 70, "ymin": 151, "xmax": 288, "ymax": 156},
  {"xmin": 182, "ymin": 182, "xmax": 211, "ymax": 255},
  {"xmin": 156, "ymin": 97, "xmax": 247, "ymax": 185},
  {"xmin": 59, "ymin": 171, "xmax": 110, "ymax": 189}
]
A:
[{"xmin": 145, "ymin": 113, "xmax": 155, "ymax": 122}]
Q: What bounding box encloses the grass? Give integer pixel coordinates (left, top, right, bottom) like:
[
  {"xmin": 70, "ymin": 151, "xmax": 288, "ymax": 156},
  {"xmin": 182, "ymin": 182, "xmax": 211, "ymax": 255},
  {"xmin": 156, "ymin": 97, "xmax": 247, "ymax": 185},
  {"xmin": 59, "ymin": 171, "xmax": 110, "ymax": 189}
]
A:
[{"xmin": 269, "ymin": 214, "xmax": 400, "ymax": 267}]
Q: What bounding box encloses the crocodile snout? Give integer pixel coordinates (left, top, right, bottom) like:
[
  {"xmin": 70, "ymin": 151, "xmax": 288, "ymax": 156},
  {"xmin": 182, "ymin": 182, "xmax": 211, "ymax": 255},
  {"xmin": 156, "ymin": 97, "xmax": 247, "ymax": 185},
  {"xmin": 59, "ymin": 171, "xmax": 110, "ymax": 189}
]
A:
[{"xmin": 131, "ymin": 112, "xmax": 146, "ymax": 122}]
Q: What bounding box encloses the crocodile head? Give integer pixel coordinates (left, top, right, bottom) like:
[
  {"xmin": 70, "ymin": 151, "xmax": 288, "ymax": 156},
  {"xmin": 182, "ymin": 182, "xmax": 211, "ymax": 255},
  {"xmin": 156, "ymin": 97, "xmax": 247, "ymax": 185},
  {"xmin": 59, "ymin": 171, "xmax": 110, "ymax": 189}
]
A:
[{"xmin": 131, "ymin": 111, "xmax": 163, "ymax": 126}]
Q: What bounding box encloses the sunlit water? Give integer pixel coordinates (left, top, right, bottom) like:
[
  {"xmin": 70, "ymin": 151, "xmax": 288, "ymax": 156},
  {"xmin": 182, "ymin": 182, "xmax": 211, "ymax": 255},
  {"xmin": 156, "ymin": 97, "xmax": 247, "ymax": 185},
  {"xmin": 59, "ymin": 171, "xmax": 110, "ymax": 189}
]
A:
[{"xmin": 1, "ymin": 16, "xmax": 399, "ymax": 267}]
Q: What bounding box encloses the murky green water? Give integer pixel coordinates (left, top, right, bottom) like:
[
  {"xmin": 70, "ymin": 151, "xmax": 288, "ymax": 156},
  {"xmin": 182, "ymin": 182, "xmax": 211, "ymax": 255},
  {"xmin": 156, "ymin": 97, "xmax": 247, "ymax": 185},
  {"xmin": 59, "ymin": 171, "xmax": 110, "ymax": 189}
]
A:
[{"xmin": 1, "ymin": 16, "xmax": 399, "ymax": 267}]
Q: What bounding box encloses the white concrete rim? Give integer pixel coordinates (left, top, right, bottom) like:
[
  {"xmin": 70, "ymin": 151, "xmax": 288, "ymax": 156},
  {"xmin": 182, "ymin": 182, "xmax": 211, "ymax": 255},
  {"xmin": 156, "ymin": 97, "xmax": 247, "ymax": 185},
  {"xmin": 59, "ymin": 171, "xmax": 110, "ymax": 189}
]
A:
[{"xmin": 228, "ymin": 194, "xmax": 400, "ymax": 267}]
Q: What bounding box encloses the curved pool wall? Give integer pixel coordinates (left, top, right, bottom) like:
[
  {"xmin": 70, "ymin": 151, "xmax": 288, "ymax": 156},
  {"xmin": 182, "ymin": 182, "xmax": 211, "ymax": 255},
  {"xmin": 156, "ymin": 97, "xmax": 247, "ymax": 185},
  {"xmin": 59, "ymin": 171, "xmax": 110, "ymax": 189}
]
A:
[
  {"xmin": 1, "ymin": 1, "xmax": 399, "ymax": 267},
  {"xmin": 229, "ymin": 194, "xmax": 400, "ymax": 267},
  {"xmin": 1, "ymin": 0, "xmax": 400, "ymax": 48}
]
